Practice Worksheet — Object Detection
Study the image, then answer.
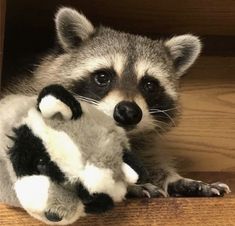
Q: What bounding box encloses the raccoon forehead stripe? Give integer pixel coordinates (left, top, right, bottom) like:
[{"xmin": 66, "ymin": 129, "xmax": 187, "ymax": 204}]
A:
[
  {"xmin": 70, "ymin": 56, "xmax": 111, "ymax": 78},
  {"xmin": 135, "ymin": 60, "xmax": 177, "ymax": 100},
  {"xmin": 70, "ymin": 54, "xmax": 126, "ymax": 78},
  {"xmin": 111, "ymin": 54, "xmax": 126, "ymax": 76}
]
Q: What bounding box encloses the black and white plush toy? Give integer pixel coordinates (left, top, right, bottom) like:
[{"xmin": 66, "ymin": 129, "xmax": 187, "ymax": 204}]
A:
[{"xmin": 0, "ymin": 85, "xmax": 140, "ymax": 225}]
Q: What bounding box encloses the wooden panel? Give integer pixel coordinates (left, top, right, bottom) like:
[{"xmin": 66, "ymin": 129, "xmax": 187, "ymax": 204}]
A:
[
  {"xmin": 0, "ymin": 0, "xmax": 6, "ymax": 87},
  {"xmin": 159, "ymin": 56, "xmax": 235, "ymax": 172},
  {"xmin": 3, "ymin": 0, "xmax": 235, "ymax": 78},
  {"xmin": 5, "ymin": 0, "xmax": 235, "ymax": 36}
]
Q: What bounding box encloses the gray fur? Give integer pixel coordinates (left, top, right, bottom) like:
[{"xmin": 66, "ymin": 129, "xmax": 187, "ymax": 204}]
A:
[
  {"xmin": 0, "ymin": 95, "xmax": 36, "ymax": 206},
  {"xmin": 45, "ymin": 101, "xmax": 129, "ymax": 181},
  {"xmin": 55, "ymin": 7, "xmax": 94, "ymax": 50}
]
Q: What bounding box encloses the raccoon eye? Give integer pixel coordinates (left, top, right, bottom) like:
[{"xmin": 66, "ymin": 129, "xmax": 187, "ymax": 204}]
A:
[
  {"xmin": 143, "ymin": 79, "xmax": 159, "ymax": 93},
  {"xmin": 94, "ymin": 70, "xmax": 111, "ymax": 87}
]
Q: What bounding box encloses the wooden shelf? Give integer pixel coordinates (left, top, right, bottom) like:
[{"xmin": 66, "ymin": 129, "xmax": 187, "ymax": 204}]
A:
[{"xmin": 1, "ymin": 197, "xmax": 235, "ymax": 226}]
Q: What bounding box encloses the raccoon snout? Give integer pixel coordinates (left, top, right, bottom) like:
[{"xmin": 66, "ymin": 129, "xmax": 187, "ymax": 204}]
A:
[{"xmin": 113, "ymin": 101, "xmax": 142, "ymax": 126}]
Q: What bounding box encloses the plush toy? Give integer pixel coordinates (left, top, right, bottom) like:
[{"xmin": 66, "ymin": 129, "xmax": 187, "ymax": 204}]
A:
[{"xmin": 0, "ymin": 85, "xmax": 139, "ymax": 225}]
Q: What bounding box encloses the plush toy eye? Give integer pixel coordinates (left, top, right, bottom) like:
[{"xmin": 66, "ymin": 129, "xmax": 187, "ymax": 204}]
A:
[
  {"xmin": 94, "ymin": 70, "xmax": 112, "ymax": 87},
  {"xmin": 37, "ymin": 159, "xmax": 47, "ymax": 174}
]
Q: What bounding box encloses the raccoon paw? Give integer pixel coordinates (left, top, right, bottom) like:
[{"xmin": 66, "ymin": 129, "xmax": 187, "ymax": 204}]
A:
[
  {"xmin": 168, "ymin": 178, "xmax": 231, "ymax": 197},
  {"xmin": 127, "ymin": 183, "xmax": 167, "ymax": 198}
]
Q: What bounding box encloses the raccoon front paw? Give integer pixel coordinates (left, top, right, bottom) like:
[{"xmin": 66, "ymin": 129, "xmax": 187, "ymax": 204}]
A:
[
  {"xmin": 127, "ymin": 183, "xmax": 167, "ymax": 198},
  {"xmin": 168, "ymin": 178, "xmax": 231, "ymax": 197}
]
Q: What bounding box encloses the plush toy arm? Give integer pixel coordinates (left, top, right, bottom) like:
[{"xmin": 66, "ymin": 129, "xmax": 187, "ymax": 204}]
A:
[{"xmin": 37, "ymin": 84, "xmax": 82, "ymax": 120}]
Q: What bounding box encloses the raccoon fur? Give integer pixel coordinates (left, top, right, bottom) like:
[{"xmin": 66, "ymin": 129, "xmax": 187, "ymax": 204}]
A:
[{"xmin": 2, "ymin": 7, "xmax": 230, "ymax": 198}]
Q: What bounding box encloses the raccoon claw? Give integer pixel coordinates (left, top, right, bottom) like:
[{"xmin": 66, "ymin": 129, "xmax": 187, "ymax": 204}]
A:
[
  {"xmin": 168, "ymin": 179, "xmax": 231, "ymax": 197},
  {"xmin": 142, "ymin": 189, "xmax": 151, "ymax": 198},
  {"xmin": 210, "ymin": 182, "xmax": 231, "ymax": 196},
  {"xmin": 127, "ymin": 183, "xmax": 166, "ymax": 198},
  {"xmin": 45, "ymin": 211, "xmax": 63, "ymax": 222}
]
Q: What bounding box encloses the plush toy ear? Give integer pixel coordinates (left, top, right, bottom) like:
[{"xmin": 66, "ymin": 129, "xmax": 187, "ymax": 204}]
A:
[
  {"xmin": 164, "ymin": 34, "xmax": 201, "ymax": 77},
  {"xmin": 37, "ymin": 84, "xmax": 82, "ymax": 120},
  {"xmin": 122, "ymin": 163, "xmax": 139, "ymax": 184},
  {"xmin": 55, "ymin": 7, "xmax": 95, "ymax": 51},
  {"xmin": 123, "ymin": 150, "xmax": 151, "ymax": 184}
]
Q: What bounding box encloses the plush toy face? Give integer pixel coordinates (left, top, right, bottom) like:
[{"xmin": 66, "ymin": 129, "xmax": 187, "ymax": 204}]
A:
[{"xmin": 7, "ymin": 85, "xmax": 138, "ymax": 224}]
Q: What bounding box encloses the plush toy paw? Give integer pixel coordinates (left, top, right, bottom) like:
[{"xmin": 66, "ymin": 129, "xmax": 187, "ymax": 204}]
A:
[
  {"xmin": 37, "ymin": 84, "xmax": 82, "ymax": 120},
  {"xmin": 77, "ymin": 183, "xmax": 114, "ymax": 214},
  {"xmin": 127, "ymin": 183, "xmax": 166, "ymax": 198},
  {"xmin": 168, "ymin": 178, "xmax": 231, "ymax": 197}
]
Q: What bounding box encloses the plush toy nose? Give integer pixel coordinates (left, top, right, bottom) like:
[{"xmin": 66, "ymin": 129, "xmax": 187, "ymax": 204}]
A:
[
  {"xmin": 45, "ymin": 211, "xmax": 63, "ymax": 222},
  {"xmin": 113, "ymin": 101, "xmax": 142, "ymax": 126}
]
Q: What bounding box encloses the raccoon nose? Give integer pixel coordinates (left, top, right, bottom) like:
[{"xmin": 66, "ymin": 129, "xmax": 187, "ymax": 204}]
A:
[{"xmin": 114, "ymin": 101, "xmax": 142, "ymax": 125}]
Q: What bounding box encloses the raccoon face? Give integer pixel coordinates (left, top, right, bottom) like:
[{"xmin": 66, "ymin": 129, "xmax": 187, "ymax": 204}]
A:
[{"xmin": 49, "ymin": 7, "xmax": 201, "ymax": 133}]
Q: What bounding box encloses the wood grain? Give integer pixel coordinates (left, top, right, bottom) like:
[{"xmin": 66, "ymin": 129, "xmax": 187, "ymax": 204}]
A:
[
  {"xmin": 0, "ymin": 0, "xmax": 6, "ymax": 86},
  {"xmin": 1, "ymin": 195, "xmax": 235, "ymax": 225},
  {"xmin": 0, "ymin": 172, "xmax": 234, "ymax": 226}
]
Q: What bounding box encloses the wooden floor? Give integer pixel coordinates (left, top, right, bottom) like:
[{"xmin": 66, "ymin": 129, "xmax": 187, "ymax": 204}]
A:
[{"xmin": 0, "ymin": 56, "xmax": 235, "ymax": 225}]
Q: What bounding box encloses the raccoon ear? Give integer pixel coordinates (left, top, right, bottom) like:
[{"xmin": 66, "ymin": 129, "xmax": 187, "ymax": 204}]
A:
[
  {"xmin": 55, "ymin": 7, "xmax": 95, "ymax": 51},
  {"xmin": 164, "ymin": 34, "xmax": 201, "ymax": 77},
  {"xmin": 37, "ymin": 85, "xmax": 82, "ymax": 120}
]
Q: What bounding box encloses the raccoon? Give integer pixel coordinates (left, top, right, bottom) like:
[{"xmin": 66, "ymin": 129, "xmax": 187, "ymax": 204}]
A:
[{"xmin": 3, "ymin": 7, "xmax": 230, "ymax": 197}]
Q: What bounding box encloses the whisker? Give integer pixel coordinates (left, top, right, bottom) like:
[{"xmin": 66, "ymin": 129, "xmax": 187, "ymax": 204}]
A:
[
  {"xmin": 157, "ymin": 111, "xmax": 176, "ymax": 126},
  {"xmin": 149, "ymin": 107, "xmax": 178, "ymax": 113},
  {"xmin": 154, "ymin": 122, "xmax": 168, "ymax": 133},
  {"xmin": 70, "ymin": 91, "xmax": 99, "ymax": 105},
  {"xmin": 149, "ymin": 107, "xmax": 177, "ymax": 126},
  {"xmin": 76, "ymin": 96, "xmax": 98, "ymax": 104},
  {"xmin": 77, "ymin": 98, "xmax": 98, "ymax": 105}
]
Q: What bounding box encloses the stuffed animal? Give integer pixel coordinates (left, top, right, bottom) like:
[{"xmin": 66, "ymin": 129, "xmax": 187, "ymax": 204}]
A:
[{"xmin": 0, "ymin": 85, "xmax": 139, "ymax": 225}]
